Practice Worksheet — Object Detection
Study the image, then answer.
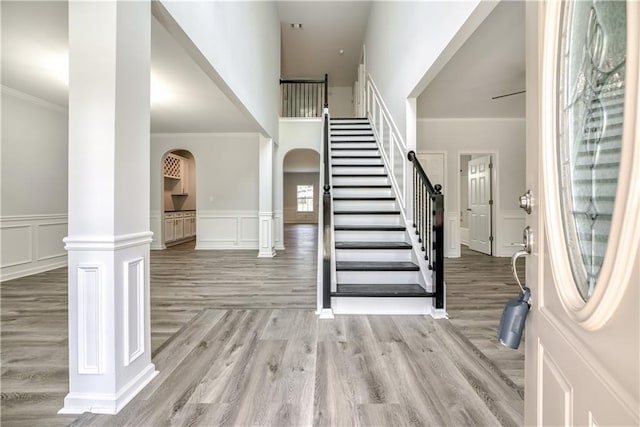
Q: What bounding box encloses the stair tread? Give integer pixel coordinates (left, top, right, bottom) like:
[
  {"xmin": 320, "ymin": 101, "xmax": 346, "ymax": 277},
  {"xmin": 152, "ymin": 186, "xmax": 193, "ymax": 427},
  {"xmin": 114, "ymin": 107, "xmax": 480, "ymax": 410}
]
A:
[
  {"xmin": 336, "ymin": 242, "xmax": 412, "ymax": 250},
  {"xmin": 336, "ymin": 261, "xmax": 419, "ymax": 271},
  {"xmin": 335, "ymin": 225, "xmax": 405, "ymax": 231},
  {"xmin": 333, "ymin": 197, "xmax": 395, "ymax": 200},
  {"xmin": 332, "ymin": 174, "xmax": 387, "ymax": 177},
  {"xmin": 334, "ymin": 210, "xmax": 400, "ymax": 215},
  {"xmin": 333, "ymin": 283, "xmax": 434, "ymax": 297},
  {"xmin": 331, "ymin": 147, "xmax": 378, "ymax": 151},
  {"xmin": 333, "ymin": 185, "xmax": 391, "ymax": 188},
  {"xmin": 332, "ymin": 164, "xmax": 384, "ymax": 167},
  {"xmin": 332, "ymin": 155, "xmax": 382, "ymax": 159}
]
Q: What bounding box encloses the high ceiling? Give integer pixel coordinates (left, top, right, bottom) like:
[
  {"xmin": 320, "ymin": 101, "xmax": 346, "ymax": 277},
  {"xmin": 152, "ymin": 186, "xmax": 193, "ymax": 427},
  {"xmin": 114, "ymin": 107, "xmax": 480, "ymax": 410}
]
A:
[
  {"xmin": 2, "ymin": 1, "xmax": 526, "ymax": 132},
  {"xmin": 418, "ymin": 0, "xmax": 526, "ymax": 119},
  {"xmin": 278, "ymin": 1, "xmax": 370, "ymax": 87}
]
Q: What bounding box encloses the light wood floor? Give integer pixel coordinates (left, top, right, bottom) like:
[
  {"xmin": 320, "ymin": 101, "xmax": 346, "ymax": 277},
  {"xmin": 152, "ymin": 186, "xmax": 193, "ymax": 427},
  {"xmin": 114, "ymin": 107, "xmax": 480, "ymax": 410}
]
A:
[
  {"xmin": 445, "ymin": 245, "xmax": 526, "ymax": 391},
  {"xmin": 1, "ymin": 225, "xmax": 524, "ymax": 426}
]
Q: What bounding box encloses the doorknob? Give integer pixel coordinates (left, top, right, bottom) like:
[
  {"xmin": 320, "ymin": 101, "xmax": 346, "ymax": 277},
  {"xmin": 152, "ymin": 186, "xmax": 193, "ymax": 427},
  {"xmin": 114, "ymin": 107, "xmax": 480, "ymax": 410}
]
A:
[
  {"xmin": 512, "ymin": 226, "xmax": 531, "ymax": 291},
  {"xmin": 519, "ymin": 190, "xmax": 532, "ymax": 214},
  {"xmin": 498, "ymin": 225, "xmax": 532, "ymax": 350}
]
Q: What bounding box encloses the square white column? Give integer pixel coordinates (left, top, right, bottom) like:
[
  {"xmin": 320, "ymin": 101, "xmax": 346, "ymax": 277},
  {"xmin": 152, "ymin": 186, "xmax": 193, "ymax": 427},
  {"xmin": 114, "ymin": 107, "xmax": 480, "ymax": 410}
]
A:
[
  {"xmin": 60, "ymin": 0, "xmax": 157, "ymax": 414},
  {"xmin": 258, "ymin": 135, "xmax": 276, "ymax": 257}
]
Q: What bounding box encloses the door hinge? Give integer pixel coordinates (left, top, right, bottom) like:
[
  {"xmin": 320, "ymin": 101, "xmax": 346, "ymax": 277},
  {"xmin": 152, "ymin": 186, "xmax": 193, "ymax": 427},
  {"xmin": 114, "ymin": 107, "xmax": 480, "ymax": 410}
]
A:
[
  {"xmin": 489, "ymin": 163, "xmax": 493, "ymax": 169},
  {"xmin": 489, "ymin": 199, "xmax": 494, "ymax": 205},
  {"xmin": 489, "ymin": 236, "xmax": 494, "ymax": 242}
]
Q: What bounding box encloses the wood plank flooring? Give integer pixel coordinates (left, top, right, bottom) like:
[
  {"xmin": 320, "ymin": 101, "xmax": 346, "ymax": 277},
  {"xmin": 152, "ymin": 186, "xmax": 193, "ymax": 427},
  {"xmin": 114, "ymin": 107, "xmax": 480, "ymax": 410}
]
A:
[
  {"xmin": 1, "ymin": 225, "xmax": 524, "ymax": 426},
  {"xmin": 72, "ymin": 310, "xmax": 522, "ymax": 427},
  {"xmin": 445, "ymin": 245, "xmax": 526, "ymax": 391}
]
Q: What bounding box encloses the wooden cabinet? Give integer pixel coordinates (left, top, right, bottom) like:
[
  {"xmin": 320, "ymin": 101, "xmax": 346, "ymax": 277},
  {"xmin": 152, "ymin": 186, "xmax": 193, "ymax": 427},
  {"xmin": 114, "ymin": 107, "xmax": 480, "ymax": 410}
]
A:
[{"xmin": 164, "ymin": 211, "xmax": 196, "ymax": 245}]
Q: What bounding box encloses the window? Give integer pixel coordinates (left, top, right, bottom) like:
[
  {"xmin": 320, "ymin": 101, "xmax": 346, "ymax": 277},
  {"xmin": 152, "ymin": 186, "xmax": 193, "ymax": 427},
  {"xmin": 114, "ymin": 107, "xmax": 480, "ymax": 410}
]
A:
[{"xmin": 297, "ymin": 185, "xmax": 314, "ymax": 212}]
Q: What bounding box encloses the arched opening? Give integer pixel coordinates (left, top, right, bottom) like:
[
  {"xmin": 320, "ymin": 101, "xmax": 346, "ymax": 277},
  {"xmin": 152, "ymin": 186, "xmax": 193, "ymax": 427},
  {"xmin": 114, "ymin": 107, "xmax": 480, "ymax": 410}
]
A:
[
  {"xmin": 283, "ymin": 149, "xmax": 321, "ymax": 224},
  {"xmin": 161, "ymin": 149, "xmax": 196, "ymax": 249}
]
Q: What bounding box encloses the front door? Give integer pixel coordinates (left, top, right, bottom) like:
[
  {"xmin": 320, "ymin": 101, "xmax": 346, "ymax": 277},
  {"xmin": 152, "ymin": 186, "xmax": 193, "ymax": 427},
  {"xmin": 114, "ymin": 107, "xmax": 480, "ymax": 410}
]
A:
[
  {"xmin": 468, "ymin": 155, "xmax": 492, "ymax": 255},
  {"xmin": 524, "ymin": 1, "xmax": 639, "ymax": 425}
]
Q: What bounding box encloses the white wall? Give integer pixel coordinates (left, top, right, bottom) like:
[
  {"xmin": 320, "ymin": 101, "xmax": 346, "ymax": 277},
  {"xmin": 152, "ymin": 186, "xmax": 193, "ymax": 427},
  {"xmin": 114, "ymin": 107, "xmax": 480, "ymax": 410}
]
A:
[
  {"xmin": 157, "ymin": 1, "xmax": 280, "ymax": 140},
  {"xmin": 284, "ymin": 173, "xmax": 320, "ymax": 224},
  {"xmin": 1, "ymin": 88, "xmax": 69, "ymax": 280},
  {"xmin": 418, "ymin": 118, "xmax": 526, "ymax": 257},
  {"xmin": 364, "ymin": 1, "xmax": 483, "ymax": 140},
  {"xmin": 328, "ymin": 86, "xmax": 353, "ymax": 118},
  {"xmin": 151, "ymin": 133, "xmax": 260, "ymax": 249}
]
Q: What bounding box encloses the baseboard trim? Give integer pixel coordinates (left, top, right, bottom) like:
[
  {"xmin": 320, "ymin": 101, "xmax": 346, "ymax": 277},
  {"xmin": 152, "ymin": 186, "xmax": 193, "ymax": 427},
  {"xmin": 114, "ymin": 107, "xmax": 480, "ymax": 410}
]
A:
[
  {"xmin": 58, "ymin": 364, "xmax": 158, "ymax": 415},
  {"xmin": 1, "ymin": 259, "xmax": 67, "ymax": 282}
]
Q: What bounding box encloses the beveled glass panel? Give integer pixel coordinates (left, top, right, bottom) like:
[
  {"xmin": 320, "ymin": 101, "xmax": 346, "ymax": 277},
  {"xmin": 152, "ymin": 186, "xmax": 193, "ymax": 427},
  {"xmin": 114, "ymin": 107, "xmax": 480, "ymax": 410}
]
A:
[{"xmin": 557, "ymin": 0, "xmax": 626, "ymax": 300}]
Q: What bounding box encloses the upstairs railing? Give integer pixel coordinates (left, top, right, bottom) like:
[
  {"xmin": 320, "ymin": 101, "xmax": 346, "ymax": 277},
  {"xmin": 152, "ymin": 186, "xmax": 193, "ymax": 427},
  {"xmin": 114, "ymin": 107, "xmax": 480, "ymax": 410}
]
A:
[
  {"xmin": 280, "ymin": 74, "xmax": 328, "ymax": 118},
  {"xmin": 408, "ymin": 151, "xmax": 444, "ymax": 309}
]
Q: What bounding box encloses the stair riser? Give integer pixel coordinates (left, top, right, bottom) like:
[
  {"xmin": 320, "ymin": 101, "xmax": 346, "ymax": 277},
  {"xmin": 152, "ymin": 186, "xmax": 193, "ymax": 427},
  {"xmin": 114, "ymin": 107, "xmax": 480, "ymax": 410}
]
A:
[
  {"xmin": 332, "ymin": 176, "xmax": 389, "ymax": 186},
  {"xmin": 332, "ymin": 297, "xmax": 430, "ymax": 315},
  {"xmin": 334, "ymin": 215, "xmax": 401, "ymax": 226},
  {"xmin": 332, "ymin": 166, "xmax": 385, "ymax": 175},
  {"xmin": 336, "ymin": 270, "xmax": 419, "ymax": 284},
  {"xmin": 336, "ymin": 249, "xmax": 413, "ymax": 262},
  {"xmin": 332, "ymin": 158, "xmax": 383, "ymax": 165},
  {"xmin": 330, "ymin": 150, "xmax": 379, "ymax": 157},
  {"xmin": 331, "ymin": 135, "xmax": 376, "ymax": 142},
  {"xmin": 330, "ymin": 124, "xmax": 372, "ymax": 129},
  {"xmin": 331, "ymin": 130, "xmax": 374, "ymax": 135},
  {"xmin": 332, "ymin": 188, "xmax": 393, "ymax": 197},
  {"xmin": 331, "ymin": 142, "xmax": 378, "ymax": 149},
  {"xmin": 335, "ymin": 230, "xmax": 407, "ymax": 242},
  {"xmin": 333, "ymin": 200, "xmax": 397, "ymax": 211}
]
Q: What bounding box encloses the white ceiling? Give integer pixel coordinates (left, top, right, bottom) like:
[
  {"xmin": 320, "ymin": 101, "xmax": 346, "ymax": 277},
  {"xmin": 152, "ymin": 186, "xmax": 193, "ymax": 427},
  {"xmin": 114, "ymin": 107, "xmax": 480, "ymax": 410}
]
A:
[
  {"xmin": 2, "ymin": 1, "xmax": 525, "ymax": 132},
  {"xmin": 1, "ymin": 1, "xmax": 257, "ymax": 133},
  {"xmin": 278, "ymin": 1, "xmax": 370, "ymax": 87},
  {"xmin": 1, "ymin": 1, "xmax": 69, "ymax": 107},
  {"xmin": 417, "ymin": 1, "xmax": 526, "ymax": 119}
]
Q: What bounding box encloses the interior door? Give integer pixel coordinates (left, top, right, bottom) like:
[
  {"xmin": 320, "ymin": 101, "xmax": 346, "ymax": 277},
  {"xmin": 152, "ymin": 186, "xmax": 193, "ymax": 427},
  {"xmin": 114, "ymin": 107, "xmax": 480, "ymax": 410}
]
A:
[
  {"xmin": 524, "ymin": 2, "xmax": 639, "ymax": 425},
  {"xmin": 468, "ymin": 155, "xmax": 492, "ymax": 255}
]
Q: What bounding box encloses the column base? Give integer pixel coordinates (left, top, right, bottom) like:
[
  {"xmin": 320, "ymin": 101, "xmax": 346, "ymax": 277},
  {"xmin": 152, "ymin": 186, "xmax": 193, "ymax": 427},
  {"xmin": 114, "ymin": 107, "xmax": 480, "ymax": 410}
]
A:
[
  {"xmin": 257, "ymin": 247, "xmax": 277, "ymax": 258},
  {"xmin": 318, "ymin": 308, "xmax": 335, "ymax": 319},
  {"xmin": 59, "ymin": 363, "xmax": 157, "ymax": 415}
]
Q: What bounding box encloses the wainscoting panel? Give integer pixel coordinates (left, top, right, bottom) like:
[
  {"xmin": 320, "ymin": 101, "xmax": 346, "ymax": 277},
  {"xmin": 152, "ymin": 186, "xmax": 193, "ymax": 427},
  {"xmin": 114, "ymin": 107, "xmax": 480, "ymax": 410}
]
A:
[
  {"xmin": 0, "ymin": 214, "xmax": 67, "ymax": 281},
  {"xmin": 0, "ymin": 224, "xmax": 32, "ymax": 268},
  {"xmin": 445, "ymin": 212, "xmax": 460, "ymax": 258},
  {"xmin": 498, "ymin": 210, "xmax": 527, "ymax": 257},
  {"xmin": 37, "ymin": 222, "xmax": 67, "ymax": 260},
  {"xmin": 77, "ymin": 265, "xmax": 103, "ymax": 374},
  {"xmin": 149, "ymin": 211, "xmax": 163, "ymax": 250},
  {"xmin": 123, "ymin": 258, "xmax": 145, "ymax": 366},
  {"xmin": 196, "ymin": 211, "xmax": 259, "ymax": 249}
]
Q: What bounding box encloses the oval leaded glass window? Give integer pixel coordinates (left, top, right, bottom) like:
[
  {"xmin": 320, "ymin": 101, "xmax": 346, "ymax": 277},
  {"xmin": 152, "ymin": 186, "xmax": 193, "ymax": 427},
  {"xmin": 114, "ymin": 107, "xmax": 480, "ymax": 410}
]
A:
[{"xmin": 557, "ymin": 1, "xmax": 626, "ymax": 301}]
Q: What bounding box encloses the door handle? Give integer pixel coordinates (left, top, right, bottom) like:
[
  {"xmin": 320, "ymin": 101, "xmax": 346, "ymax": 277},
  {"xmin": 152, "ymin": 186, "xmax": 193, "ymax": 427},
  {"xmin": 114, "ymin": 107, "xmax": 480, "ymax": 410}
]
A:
[
  {"xmin": 511, "ymin": 226, "xmax": 531, "ymax": 294},
  {"xmin": 519, "ymin": 190, "xmax": 532, "ymax": 214}
]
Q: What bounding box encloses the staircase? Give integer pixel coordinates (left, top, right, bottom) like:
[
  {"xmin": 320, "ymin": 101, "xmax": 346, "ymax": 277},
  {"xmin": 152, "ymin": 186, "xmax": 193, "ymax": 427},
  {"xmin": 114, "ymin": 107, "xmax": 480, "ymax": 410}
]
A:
[{"xmin": 328, "ymin": 118, "xmax": 436, "ymax": 314}]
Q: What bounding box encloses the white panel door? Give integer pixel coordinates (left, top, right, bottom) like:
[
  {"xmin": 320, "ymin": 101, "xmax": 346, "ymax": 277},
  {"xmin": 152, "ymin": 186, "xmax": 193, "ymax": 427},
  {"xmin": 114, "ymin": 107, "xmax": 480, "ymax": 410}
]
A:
[
  {"xmin": 524, "ymin": 2, "xmax": 639, "ymax": 425},
  {"xmin": 468, "ymin": 155, "xmax": 492, "ymax": 255}
]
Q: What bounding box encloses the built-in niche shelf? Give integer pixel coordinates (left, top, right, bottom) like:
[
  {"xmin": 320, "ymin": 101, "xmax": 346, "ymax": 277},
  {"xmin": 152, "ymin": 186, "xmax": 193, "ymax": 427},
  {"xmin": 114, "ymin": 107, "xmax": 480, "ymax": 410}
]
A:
[{"xmin": 164, "ymin": 153, "xmax": 189, "ymax": 195}]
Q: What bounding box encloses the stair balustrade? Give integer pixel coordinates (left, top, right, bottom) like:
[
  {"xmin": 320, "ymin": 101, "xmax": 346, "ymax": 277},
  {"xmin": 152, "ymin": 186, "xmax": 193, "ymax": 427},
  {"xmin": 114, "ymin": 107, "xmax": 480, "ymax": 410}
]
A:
[
  {"xmin": 280, "ymin": 74, "xmax": 328, "ymax": 118},
  {"xmin": 408, "ymin": 151, "xmax": 445, "ymax": 309}
]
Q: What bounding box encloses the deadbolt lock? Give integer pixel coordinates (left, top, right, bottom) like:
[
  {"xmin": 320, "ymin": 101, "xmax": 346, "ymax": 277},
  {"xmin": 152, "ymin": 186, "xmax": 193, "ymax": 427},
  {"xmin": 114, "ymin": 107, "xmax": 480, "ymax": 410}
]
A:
[{"xmin": 519, "ymin": 190, "xmax": 532, "ymax": 214}]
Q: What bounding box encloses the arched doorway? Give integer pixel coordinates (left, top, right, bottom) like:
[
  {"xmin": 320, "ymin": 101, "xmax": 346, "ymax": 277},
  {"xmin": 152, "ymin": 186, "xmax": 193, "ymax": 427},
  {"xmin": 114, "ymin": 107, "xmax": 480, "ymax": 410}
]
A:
[
  {"xmin": 161, "ymin": 149, "xmax": 196, "ymax": 248},
  {"xmin": 282, "ymin": 149, "xmax": 321, "ymax": 224}
]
